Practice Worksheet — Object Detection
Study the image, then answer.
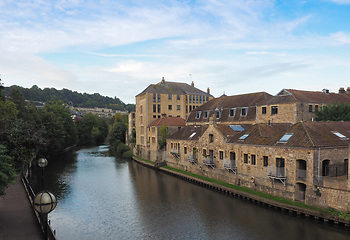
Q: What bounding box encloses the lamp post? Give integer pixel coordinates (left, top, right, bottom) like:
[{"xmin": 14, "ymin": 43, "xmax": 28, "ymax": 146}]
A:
[
  {"xmin": 34, "ymin": 158, "xmax": 57, "ymax": 239},
  {"xmin": 33, "ymin": 190, "xmax": 57, "ymax": 239},
  {"xmin": 38, "ymin": 158, "xmax": 48, "ymax": 189}
]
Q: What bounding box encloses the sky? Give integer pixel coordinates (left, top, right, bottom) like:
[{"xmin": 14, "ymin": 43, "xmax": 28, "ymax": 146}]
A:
[{"xmin": 1, "ymin": 0, "xmax": 350, "ymax": 104}]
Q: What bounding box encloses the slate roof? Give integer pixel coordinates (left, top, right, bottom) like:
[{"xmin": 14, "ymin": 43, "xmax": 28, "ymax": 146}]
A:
[
  {"xmin": 227, "ymin": 121, "xmax": 350, "ymax": 148},
  {"xmin": 187, "ymin": 92, "xmax": 272, "ymax": 123},
  {"xmin": 259, "ymin": 89, "xmax": 350, "ymax": 105},
  {"xmin": 136, "ymin": 80, "xmax": 212, "ymax": 97},
  {"xmin": 168, "ymin": 125, "xmax": 209, "ymax": 141},
  {"xmin": 148, "ymin": 117, "xmax": 186, "ymax": 127}
]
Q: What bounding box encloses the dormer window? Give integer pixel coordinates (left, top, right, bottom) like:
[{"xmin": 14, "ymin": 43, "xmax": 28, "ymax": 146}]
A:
[
  {"xmin": 241, "ymin": 107, "xmax": 248, "ymax": 116},
  {"xmin": 215, "ymin": 108, "xmax": 221, "ymax": 119},
  {"xmin": 203, "ymin": 111, "xmax": 210, "ymax": 119},
  {"xmin": 195, "ymin": 111, "xmax": 201, "ymax": 119},
  {"xmin": 229, "ymin": 108, "xmax": 236, "ymax": 117}
]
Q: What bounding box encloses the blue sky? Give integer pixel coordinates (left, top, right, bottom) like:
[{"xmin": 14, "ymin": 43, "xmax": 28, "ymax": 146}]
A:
[{"xmin": 1, "ymin": 0, "xmax": 350, "ymax": 104}]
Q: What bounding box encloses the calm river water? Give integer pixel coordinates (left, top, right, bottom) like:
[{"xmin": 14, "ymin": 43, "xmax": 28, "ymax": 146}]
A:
[{"xmin": 31, "ymin": 146, "xmax": 350, "ymax": 240}]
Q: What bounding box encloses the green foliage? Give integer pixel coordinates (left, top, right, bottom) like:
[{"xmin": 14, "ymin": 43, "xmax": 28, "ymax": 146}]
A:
[
  {"xmin": 315, "ymin": 103, "xmax": 350, "ymax": 121},
  {"xmin": 109, "ymin": 121, "xmax": 127, "ymax": 144},
  {"xmin": 3, "ymin": 85, "xmax": 130, "ymax": 110},
  {"xmin": 325, "ymin": 208, "xmax": 350, "ymax": 219},
  {"xmin": 39, "ymin": 100, "xmax": 78, "ymax": 156},
  {"xmin": 0, "ymin": 145, "xmax": 17, "ymax": 196},
  {"xmin": 122, "ymin": 150, "xmax": 133, "ymax": 159},
  {"xmin": 76, "ymin": 113, "xmax": 108, "ymax": 146},
  {"xmin": 158, "ymin": 124, "xmax": 169, "ymax": 149},
  {"xmin": 0, "ymin": 78, "xmax": 5, "ymax": 101}
]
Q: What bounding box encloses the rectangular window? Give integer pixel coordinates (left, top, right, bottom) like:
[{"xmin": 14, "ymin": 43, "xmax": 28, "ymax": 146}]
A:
[
  {"xmin": 206, "ymin": 96, "xmax": 209, "ymax": 101},
  {"xmin": 151, "ymin": 137, "xmax": 155, "ymax": 144},
  {"xmin": 199, "ymin": 96, "xmax": 202, "ymax": 103},
  {"xmin": 203, "ymin": 111, "xmax": 209, "ymax": 118},
  {"xmin": 244, "ymin": 154, "xmax": 248, "ymax": 164},
  {"xmin": 153, "ymin": 104, "xmax": 156, "ymax": 113},
  {"xmin": 168, "ymin": 105, "xmax": 172, "ymax": 110},
  {"xmin": 195, "ymin": 111, "xmax": 201, "ymax": 119},
  {"xmin": 158, "ymin": 94, "xmax": 161, "ymax": 102},
  {"xmin": 219, "ymin": 151, "xmax": 224, "ymax": 160},
  {"xmin": 203, "ymin": 149, "xmax": 207, "ymax": 156},
  {"xmin": 189, "ymin": 95, "xmax": 192, "ymax": 103},
  {"xmin": 309, "ymin": 105, "xmax": 313, "ymax": 112},
  {"xmin": 168, "ymin": 94, "xmax": 172, "ymax": 100},
  {"xmin": 209, "ymin": 134, "xmax": 214, "ymax": 143},
  {"xmin": 177, "ymin": 95, "xmax": 180, "ymax": 100},
  {"xmin": 184, "ymin": 147, "xmax": 187, "ymax": 154},
  {"xmin": 196, "ymin": 95, "xmax": 198, "ymax": 103},
  {"xmin": 271, "ymin": 106, "xmax": 278, "ymax": 114},
  {"xmin": 263, "ymin": 156, "xmax": 268, "ymax": 167},
  {"xmin": 189, "ymin": 106, "xmax": 192, "ymax": 112},
  {"xmin": 177, "ymin": 105, "xmax": 180, "ymax": 110},
  {"xmin": 153, "ymin": 115, "xmax": 156, "ymax": 118},
  {"xmin": 241, "ymin": 107, "xmax": 248, "ymax": 116},
  {"xmin": 153, "ymin": 94, "xmax": 156, "ymax": 102},
  {"xmin": 158, "ymin": 104, "xmax": 161, "ymax": 113},
  {"xmin": 158, "ymin": 115, "xmax": 161, "ymax": 118},
  {"xmin": 262, "ymin": 107, "xmax": 267, "ymax": 114},
  {"xmin": 186, "ymin": 106, "xmax": 188, "ymax": 113},
  {"xmin": 229, "ymin": 108, "xmax": 236, "ymax": 117},
  {"xmin": 215, "ymin": 110, "xmax": 220, "ymax": 118},
  {"xmin": 251, "ymin": 154, "xmax": 256, "ymax": 165},
  {"xmin": 193, "ymin": 95, "xmax": 195, "ymax": 103},
  {"xmin": 230, "ymin": 151, "xmax": 236, "ymax": 160}
]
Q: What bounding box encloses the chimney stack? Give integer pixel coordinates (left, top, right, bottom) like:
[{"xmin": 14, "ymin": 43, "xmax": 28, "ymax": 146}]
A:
[
  {"xmin": 191, "ymin": 81, "xmax": 194, "ymax": 87},
  {"xmin": 207, "ymin": 87, "xmax": 210, "ymax": 94},
  {"xmin": 161, "ymin": 77, "xmax": 165, "ymax": 84},
  {"xmin": 339, "ymin": 87, "xmax": 345, "ymax": 94}
]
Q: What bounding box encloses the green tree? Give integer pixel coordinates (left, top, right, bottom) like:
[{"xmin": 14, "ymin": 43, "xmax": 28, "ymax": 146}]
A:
[
  {"xmin": 0, "ymin": 145, "xmax": 17, "ymax": 196},
  {"xmin": 315, "ymin": 103, "xmax": 350, "ymax": 121},
  {"xmin": 158, "ymin": 124, "xmax": 169, "ymax": 149},
  {"xmin": 39, "ymin": 100, "xmax": 77, "ymax": 156},
  {"xmin": 76, "ymin": 113, "xmax": 108, "ymax": 146}
]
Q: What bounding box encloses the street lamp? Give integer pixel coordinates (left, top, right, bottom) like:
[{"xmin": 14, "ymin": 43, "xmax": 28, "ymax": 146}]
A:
[
  {"xmin": 38, "ymin": 158, "xmax": 48, "ymax": 189},
  {"xmin": 33, "ymin": 190, "xmax": 57, "ymax": 239}
]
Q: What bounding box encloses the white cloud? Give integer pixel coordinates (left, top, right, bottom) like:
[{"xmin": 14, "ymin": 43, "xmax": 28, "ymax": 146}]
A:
[{"xmin": 329, "ymin": 0, "xmax": 350, "ymax": 4}]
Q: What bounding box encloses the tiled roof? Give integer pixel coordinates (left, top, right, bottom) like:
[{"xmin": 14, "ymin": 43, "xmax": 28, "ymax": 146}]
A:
[
  {"xmin": 168, "ymin": 125, "xmax": 208, "ymax": 141},
  {"xmin": 148, "ymin": 117, "xmax": 186, "ymax": 127},
  {"xmin": 187, "ymin": 92, "xmax": 272, "ymax": 123},
  {"xmin": 259, "ymin": 89, "xmax": 350, "ymax": 105},
  {"xmin": 136, "ymin": 81, "xmax": 212, "ymax": 97},
  {"xmin": 227, "ymin": 121, "xmax": 350, "ymax": 148}
]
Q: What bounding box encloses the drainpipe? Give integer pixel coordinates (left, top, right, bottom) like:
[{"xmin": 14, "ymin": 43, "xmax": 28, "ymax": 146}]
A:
[{"xmin": 317, "ymin": 147, "xmax": 321, "ymax": 181}]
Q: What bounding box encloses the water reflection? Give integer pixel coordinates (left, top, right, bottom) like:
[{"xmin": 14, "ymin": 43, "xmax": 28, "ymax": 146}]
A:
[{"xmin": 35, "ymin": 146, "xmax": 350, "ymax": 240}]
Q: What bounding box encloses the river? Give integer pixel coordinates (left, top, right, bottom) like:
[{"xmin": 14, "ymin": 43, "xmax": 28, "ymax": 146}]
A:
[{"xmin": 31, "ymin": 146, "xmax": 350, "ymax": 240}]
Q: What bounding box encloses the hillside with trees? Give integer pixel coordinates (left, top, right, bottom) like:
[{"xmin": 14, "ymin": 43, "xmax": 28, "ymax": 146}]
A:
[{"xmin": 3, "ymin": 85, "xmax": 135, "ymax": 112}]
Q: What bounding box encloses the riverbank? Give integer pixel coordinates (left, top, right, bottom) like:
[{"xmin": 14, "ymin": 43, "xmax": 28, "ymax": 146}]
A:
[{"xmin": 133, "ymin": 156, "xmax": 350, "ymax": 229}]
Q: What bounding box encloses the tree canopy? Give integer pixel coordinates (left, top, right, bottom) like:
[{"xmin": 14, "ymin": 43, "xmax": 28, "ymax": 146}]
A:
[{"xmin": 315, "ymin": 103, "xmax": 350, "ymax": 121}]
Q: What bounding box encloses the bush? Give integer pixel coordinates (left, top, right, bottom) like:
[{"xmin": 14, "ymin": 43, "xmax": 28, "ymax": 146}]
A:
[{"xmin": 122, "ymin": 150, "xmax": 133, "ymax": 159}]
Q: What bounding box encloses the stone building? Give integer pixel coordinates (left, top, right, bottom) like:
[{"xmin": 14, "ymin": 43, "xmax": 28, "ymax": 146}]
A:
[
  {"xmin": 256, "ymin": 88, "xmax": 350, "ymax": 124},
  {"xmin": 167, "ymin": 119, "xmax": 350, "ymax": 212},
  {"xmin": 135, "ymin": 77, "xmax": 213, "ymax": 159},
  {"xmin": 165, "ymin": 87, "xmax": 350, "ymax": 212}
]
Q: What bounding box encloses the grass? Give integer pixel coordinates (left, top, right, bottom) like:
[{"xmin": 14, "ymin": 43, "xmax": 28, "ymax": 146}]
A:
[{"xmin": 134, "ymin": 156, "xmax": 349, "ymax": 220}]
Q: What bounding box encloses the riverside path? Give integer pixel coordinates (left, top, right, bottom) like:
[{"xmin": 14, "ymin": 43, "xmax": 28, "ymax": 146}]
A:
[{"xmin": 0, "ymin": 177, "xmax": 42, "ymax": 240}]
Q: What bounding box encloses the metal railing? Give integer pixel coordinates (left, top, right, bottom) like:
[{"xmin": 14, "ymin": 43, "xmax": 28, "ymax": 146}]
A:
[
  {"xmin": 203, "ymin": 157, "xmax": 214, "ymax": 165},
  {"xmin": 188, "ymin": 155, "xmax": 198, "ymax": 164},
  {"xmin": 223, "ymin": 159, "xmax": 236, "ymax": 169},
  {"xmin": 267, "ymin": 166, "xmax": 286, "ymax": 178}
]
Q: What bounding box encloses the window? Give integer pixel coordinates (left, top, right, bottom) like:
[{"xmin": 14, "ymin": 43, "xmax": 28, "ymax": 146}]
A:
[
  {"xmin": 251, "ymin": 154, "xmax": 256, "ymax": 165},
  {"xmin": 271, "ymin": 106, "xmax": 278, "ymax": 114},
  {"xmin": 189, "ymin": 106, "xmax": 192, "ymax": 112},
  {"xmin": 186, "ymin": 106, "xmax": 188, "ymax": 113},
  {"xmin": 199, "ymin": 96, "xmax": 202, "ymax": 103},
  {"xmin": 168, "ymin": 94, "xmax": 172, "ymax": 100},
  {"xmin": 203, "ymin": 111, "xmax": 209, "ymax": 118},
  {"xmin": 140, "ymin": 106, "xmax": 143, "ymax": 114},
  {"xmin": 152, "ymin": 127, "xmax": 156, "ymax": 132},
  {"xmin": 168, "ymin": 105, "xmax": 172, "ymax": 110},
  {"xmin": 177, "ymin": 105, "xmax": 180, "ymax": 110},
  {"xmin": 158, "ymin": 115, "xmax": 161, "ymax": 118},
  {"xmin": 230, "ymin": 151, "xmax": 236, "ymax": 160},
  {"xmin": 229, "ymin": 108, "xmax": 236, "ymax": 117},
  {"xmin": 189, "ymin": 132, "xmax": 197, "ymax": 138},
  {"xmin": 203, "ymin": 149, "xmax": 207, "ymax": 156},
  {"xmin": 244, "ymin": 154, "xmax": 248, "ymax": 164},
  {"xmin": 189, "ymin": 95, "xmax": 192, "ymax": 103},
  {"xmin": 157, "ymin": 94, "xmax": 161, "ymax": 102},
  {"xmin": 262, "ymin": 107, "xmax": 266, "ymax": 114},
  {"xmin": 229, "ymin": 125, "xmax": 244, "ymax": 131},
  {"xmin": 215, "ymin": 108, "xmax": 221, "ymax": 119},
  {"xmin": 279, "ymin": 133, "xmax": 293, "ymax": 142},
  {"xmin": 177, "ymin": 95, "xmax": 180, "ymax": 100},
  {"xmin": 219, "ymin": 151, "xmax": 224, "ymax": 160},
  {"xmin": 195, "ymin": 111, "xmax": 201, "ymax": 119},
  {"xmin": 196, "ymin": 95, "xmax": 198, "ymax": 103},
  {"xmin": 140, "ymin": 116, "xmax": 143, "ymax": 124},
  {"xmin": 332, "ymin": 131, "xmax": 347, "ymax": 139},
  {"xmin": 153, "ymin": 94, "xmax": 156, "ymax": 102},
  {"xmin": 184, "ymin": 147, "xmax": 187, "ymax": 154},
  {"xmin": 151, "ymin": 137, "xmax": 155, "ymax": 144},
  {"xmin": 241, "ymin": 107, "xmax": 248, "ymax": 116},
  {"xmin": 263, "ymin": 156, "xmax": 268, "ymax": 167},
  {"xmin": 315, "ymin": 105, "xmax": 319, "ymax": 112},
  {"xmin": 153, "ymin": 115, "xmax": 156, "ymax": 118},
  {"xmin": 209, "ymin": 134, "xmax": 214, "ymax": 143},
  {"xmin": 153, "ymin": 104, "xmax": 156, "ymax": 113},
  {"xmin": 309, "ymin": 105, "xmax": 313, "ymax": 112},
  {"xmin": 193, "ymin": 95, "xmax": 195, "ymax": 103},
  {"xmin": 239, "ymin": 133, "xmax": 249, "ymax": 140},
  {"xmin": 206, "ymin": 96, "xmax": 209, "ymax": 101}
]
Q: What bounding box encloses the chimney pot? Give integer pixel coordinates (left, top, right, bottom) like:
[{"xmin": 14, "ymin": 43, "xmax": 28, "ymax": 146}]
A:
[
  {"xmin": 339, "ymin": 87, "xmax": 345, "ymax": 94},
  {"xmin": 161, "ymin": 77, "xmax": 165, "ymax": 83},
  {"xmin": 191, "ymin": 81, "xmax": 194, "ymax": 87},
  {"xmin": 207, "ymin": 87, "xmax": 210, "ymax": 94}
]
